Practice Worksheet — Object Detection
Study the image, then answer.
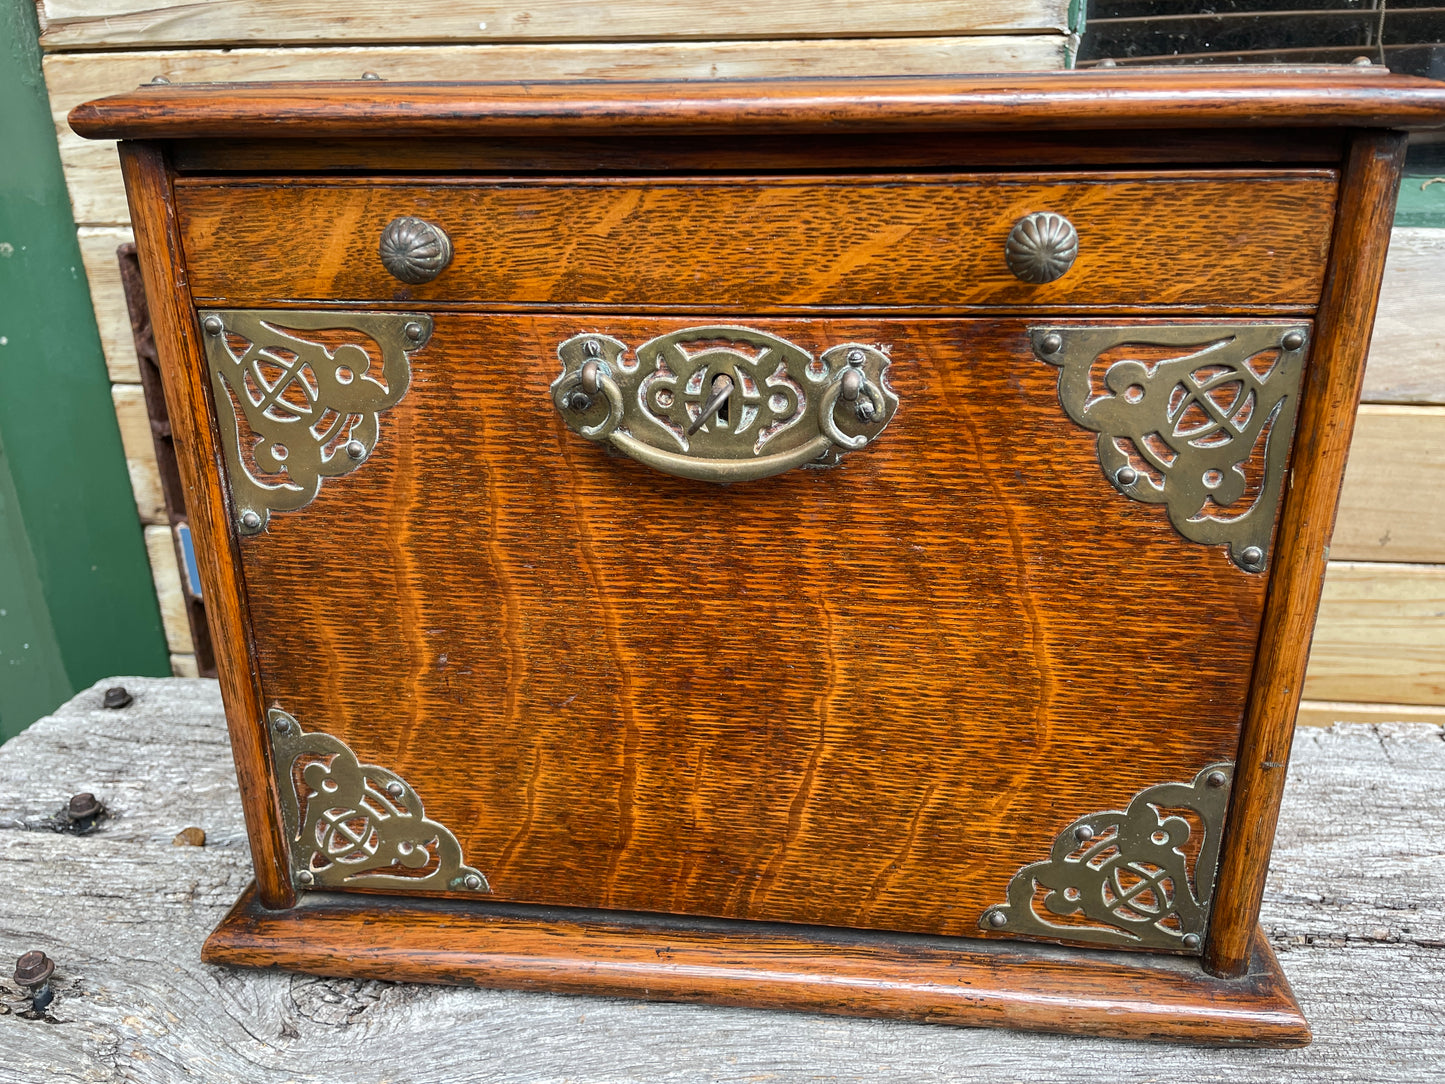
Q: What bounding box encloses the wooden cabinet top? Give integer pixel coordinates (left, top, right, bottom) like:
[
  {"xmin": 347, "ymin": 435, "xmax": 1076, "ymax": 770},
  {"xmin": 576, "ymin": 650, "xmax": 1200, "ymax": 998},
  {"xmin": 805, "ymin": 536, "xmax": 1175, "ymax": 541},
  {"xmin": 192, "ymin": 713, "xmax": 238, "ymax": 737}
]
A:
[{"xmin": 71, "ymin": 68, "xmax": 1445, "ymax": 141}]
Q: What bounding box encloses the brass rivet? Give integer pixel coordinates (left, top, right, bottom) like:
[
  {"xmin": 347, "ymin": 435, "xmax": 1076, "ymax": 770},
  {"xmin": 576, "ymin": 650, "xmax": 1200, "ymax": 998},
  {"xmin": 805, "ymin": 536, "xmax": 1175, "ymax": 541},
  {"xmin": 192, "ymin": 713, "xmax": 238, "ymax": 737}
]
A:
[
  {"xmin": 345, "ymin": 439, "xmax": 366, "ymax": 460},
  {"xmin": 1074, "ymin": 824, "xmax": 1095, "ymax": 842},
  {"xmin": 1116, "ymin": 466, "xmax": 1138, "ymax": 486},
  {"xmin": 296, "ymin": 870, "xmax": 315, "ymax": 885},
  {"xmin": 386, "ymin": 781, "xmax": 404, "ymax": 797},
  {"xmin": 1039, "ymin": 333, "xmax": 1063, "ymax": 355},
  {"xmin": 1240, "ymin": 546, "xmax": 1264, "ymax": 569},
  {"xmin": 1182, "ymin": 933, "xmax": 1202, "ymax": 949},
  {"xmin": 1281, "ymin": 331, "xmax": 1305, "ymax": 351},
  {"xmin": 464, "ymin": 874, "xmax": 483, "ymax": 891},
  {"xmin": 1096, "ymin": 58, "xmax": 1118, "ymax": 68},
  {"xmin": 1207, "ymin": 770, "xmax": 1228, "ymax": 789},
  {"xmin": 987, "ymin": 909, "xmax": 1008, "ymax": 928},
  {"xmin": 404, "ymin": 321, "xmax": 425, "ymax": 341},
  {"xmin": 240, "ymin": 510, "xmax": 262, "ymax": 530},
  {"xmin": 149, "ymin": 75, "xmax": 171, "ymax": 84},
  {"xmin": 1351, "ymin": 55, "xmax": 1373, "ymax": 66},
  {"xmin": 846, "ymin": 349, "xmax": 866, "ymax": 366},
  {"xmin": 202, "ymin": 315, "xmax": 223, "ymax": 335},
  {"xmin": 361, "ymin": 71, "xmax": 383, "ymax": 80}
]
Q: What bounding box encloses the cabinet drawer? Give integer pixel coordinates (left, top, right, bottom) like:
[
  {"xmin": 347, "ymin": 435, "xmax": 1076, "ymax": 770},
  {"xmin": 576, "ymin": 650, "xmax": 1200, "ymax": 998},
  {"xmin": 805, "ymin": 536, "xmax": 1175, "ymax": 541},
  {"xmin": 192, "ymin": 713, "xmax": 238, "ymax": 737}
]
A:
[
  {"xmin": 175, "ymin": 172, "xmax": 1337, "ymax": 312},
  {"xmin": 218, "ymin": 311, "xmax": 1291, "ymax": 942}
]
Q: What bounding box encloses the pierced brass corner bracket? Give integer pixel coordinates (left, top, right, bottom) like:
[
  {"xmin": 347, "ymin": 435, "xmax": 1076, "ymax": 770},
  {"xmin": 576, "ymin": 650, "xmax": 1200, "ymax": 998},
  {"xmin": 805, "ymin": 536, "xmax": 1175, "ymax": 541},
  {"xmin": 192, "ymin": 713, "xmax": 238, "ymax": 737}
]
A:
[
  {"xmin": 979, "ymin": 762, "xmax": 1234, "ymax": 953},
  {"xmin": 1034, "ymin": 324, "xmax": 1307, "ymax": 573},
  {"xmin": 268, "ymin": 709, "xmax": 489, "ymax": 895},
  {"xmin": 200, "ymin": 309, "xmax": 432, "ymax": 535}
]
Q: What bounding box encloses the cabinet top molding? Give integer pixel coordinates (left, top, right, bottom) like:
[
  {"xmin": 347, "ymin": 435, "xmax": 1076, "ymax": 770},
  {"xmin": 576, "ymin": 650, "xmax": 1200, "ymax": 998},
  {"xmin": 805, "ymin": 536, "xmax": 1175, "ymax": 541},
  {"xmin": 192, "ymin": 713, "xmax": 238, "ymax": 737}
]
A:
[{"xmin": 71, "ymin": 68, "xmax": 1445, "ymax": 141}]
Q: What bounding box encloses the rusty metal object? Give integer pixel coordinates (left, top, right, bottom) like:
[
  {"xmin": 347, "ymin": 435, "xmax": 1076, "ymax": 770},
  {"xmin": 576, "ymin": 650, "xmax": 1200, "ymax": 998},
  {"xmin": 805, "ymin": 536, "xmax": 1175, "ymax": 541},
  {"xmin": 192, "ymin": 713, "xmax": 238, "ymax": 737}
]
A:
[
  {"xmin": 13, "ymin": 951, "xmax": 55, "ymax": 1012},
  {"xmin": 102, "ymin": 686, "xmax": 133, "ymax": 709}
]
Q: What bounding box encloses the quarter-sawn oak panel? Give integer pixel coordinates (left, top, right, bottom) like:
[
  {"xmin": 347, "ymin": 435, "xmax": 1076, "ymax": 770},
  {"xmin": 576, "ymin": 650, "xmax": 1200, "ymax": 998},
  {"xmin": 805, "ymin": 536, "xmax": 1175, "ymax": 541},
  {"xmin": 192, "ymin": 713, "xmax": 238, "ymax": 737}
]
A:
[
  {"xmin": 239, "ymin": 315, "xmax": 1278, "ymax": 942},
  {"xmin": 175, "ymin": 173, "xmax": 1337, "ymax": 312}
]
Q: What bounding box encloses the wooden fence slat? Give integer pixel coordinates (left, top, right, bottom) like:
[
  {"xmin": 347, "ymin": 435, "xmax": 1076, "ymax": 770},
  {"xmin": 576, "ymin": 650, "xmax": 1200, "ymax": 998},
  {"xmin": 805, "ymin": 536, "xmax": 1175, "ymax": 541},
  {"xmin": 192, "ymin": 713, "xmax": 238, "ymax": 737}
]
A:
[
  {"xmin": 1363, "ymin": 227, "xmax": 1445, "ymax": 405},
  {"xmin": 1295, "ymin": 699, "xmax": 1445, "ymax": 727},
  {"xmin": 43, "ymin": 38, "xmax": 1065, "ymax": 226},
  {"xmin": 77, "ymin": 225, "xmax": 138, "ymax": 382},
  {"xmin": 1331, "ymin": 405, "xmax": 1445, "ymax": 563},
  {"xmin": 1303, "ymin": 562, "xmax": 1445, "ymax": 707},
  {"xmin": 110, "ymin": 385, "xmax": 165, "ymax": 525},
  {"xmin": 36, "ymin": 0, "xmax": 1069, "ymax": 50},
  {"xmin": 143, "ymin": 524, "xmax": 194, "ymax": 655}
]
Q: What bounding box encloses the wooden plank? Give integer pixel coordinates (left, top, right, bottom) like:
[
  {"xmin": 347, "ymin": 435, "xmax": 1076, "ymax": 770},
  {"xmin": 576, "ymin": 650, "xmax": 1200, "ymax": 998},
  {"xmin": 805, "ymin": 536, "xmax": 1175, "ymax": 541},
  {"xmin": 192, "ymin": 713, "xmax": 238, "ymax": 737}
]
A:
[
  {"xmin": 143, "ymin": 524, "xmax": 194, "ymax": 655},
  {"xmin": 44, "ymin": 39, "xmax": 1065, "ymax": 226},
  {"xmin": 170, "ymin": 653, "xmax": 200, "ymax": 678},
  {"xmin": 35, "ymin": 0, "xmax": 1069, "ymax": 50},
  {"xmin": 76, "ymin": 226, "xmax": 137, "ymax": 382},
  {"xmin": 1303, "ymin": 562, "xmax": 1445, "ymax": 707},
  {"xmin": 110, "ymin": 384, "xmax": 166, "ymax": 525},
  {"xmin": 4, "ymin": 678, "xmax": 1445, "ymax": 1078},
  {"xmin": 1363, "ymin": 227, "xmax": 1445, "ymax": 404},
  {"xmin": 1295, "ymin": 699, "xmax": 1445, "ymax": 727},
  {"xmin": 1331, "ymin": 405, "xmax": 1445, "ymax": 563}
]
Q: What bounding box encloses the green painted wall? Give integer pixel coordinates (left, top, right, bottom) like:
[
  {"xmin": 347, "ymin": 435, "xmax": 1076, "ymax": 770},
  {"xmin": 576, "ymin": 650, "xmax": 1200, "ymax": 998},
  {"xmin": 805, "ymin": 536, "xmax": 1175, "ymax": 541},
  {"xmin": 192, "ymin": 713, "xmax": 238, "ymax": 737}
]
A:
[{"xmin": 0, "ymin": 0, "xmax": 170, "ymax": 741}]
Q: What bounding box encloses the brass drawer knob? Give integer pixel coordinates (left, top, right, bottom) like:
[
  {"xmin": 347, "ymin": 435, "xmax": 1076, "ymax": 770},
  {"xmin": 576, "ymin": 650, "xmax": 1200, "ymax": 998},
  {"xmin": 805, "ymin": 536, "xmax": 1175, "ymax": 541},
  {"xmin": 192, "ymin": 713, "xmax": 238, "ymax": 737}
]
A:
[
  {"xmin": 1006, "ymin": 212, "xmax": 1078, "ymax": 284},
  {"xmin": 378, "ymin": 216, "xmax": 453, "ymax": 284}
]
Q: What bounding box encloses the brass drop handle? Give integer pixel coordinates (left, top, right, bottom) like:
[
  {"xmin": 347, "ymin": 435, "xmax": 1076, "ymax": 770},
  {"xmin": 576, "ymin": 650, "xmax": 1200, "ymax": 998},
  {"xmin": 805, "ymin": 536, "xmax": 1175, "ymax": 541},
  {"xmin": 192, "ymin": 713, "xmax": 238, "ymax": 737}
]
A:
[
  {"xmin": 551, "ymin": 326, "xmax": 899, "ymax": 484},
  {"xmin": 378, "ymin": 216, "xmax": 453, "ymax": 284}
]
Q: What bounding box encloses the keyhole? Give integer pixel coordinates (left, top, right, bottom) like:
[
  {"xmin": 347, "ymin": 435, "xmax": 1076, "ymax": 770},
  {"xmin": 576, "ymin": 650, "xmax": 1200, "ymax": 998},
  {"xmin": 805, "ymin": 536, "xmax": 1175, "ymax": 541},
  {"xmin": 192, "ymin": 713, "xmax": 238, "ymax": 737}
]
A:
[{"xmin": 716, "ymin": 385, "xmax": 730, "ymax": 425}]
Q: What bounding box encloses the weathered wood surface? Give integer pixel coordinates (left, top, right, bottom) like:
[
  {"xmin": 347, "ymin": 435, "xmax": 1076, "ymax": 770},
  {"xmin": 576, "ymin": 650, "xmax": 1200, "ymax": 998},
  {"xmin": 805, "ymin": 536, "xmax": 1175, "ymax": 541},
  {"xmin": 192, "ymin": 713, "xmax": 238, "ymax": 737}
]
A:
[
  {"xmin": 1333, "ymin": 405, "xmax": 1445, "ymax": 563},
  {"xmin": 35, "ymin": 0, "xmax": 1069, "ymax": 50},
  {"xmin": 1, "ymin": 677, "xmax": 1442, "ymax": 1081},
  {"xmin": 1364, "ymin": 227, "xmax": 1445, "ymax": 403},
  {"xmin": 1305, "ymin": 562, "xmax": 1445, "ymax": 706},
  {"xmin": 108, "ymin": 384, "xmax": 163, "ymax": 525},
  {"xmin": 1295, "ymin": 698, "xmax": 1445, "ymax": 727}
]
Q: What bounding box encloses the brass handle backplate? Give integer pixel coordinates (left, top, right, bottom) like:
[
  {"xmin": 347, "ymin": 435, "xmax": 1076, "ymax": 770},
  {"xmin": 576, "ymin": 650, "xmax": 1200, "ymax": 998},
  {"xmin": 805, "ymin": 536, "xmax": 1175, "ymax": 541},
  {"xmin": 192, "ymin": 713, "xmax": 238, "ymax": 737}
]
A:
[{"xmin": 551, "ymin": 326, "xmax": 899, "ymax": 484}]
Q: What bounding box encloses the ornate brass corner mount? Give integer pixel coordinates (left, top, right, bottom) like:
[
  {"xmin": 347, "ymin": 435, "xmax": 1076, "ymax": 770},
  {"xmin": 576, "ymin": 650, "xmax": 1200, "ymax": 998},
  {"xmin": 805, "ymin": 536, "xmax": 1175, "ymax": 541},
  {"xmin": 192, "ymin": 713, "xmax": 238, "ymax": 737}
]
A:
[
  {"xmin": 200, "ymin": 309, "xmax": 432, "ymax": 535},
  {"xmin": 551, "ymin": 326, "xmax": 899, "ymax": 483},
  {"xmin": 979, "ymin": 762, "xmax": 1234, "ymax": 953},
  {"xmin": 268, "ymin": 708, "xmax": 489, "ymax": 895},
  {"xmin": 1033, "ymin": 324, "xmax": 1307, "ymax": 572}
]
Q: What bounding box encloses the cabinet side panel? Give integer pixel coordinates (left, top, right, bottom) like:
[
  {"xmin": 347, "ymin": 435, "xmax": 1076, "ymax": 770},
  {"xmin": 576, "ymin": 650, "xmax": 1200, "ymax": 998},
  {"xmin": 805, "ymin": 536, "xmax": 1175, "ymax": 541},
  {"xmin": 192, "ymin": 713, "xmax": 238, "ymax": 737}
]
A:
[
  {"xmin": 118, "ymin": 142, "xmax": 294, "ymax": 909},
  {"xmin": 1205, "ymin": 130, "xmax": 1408, "ymax": 977}
]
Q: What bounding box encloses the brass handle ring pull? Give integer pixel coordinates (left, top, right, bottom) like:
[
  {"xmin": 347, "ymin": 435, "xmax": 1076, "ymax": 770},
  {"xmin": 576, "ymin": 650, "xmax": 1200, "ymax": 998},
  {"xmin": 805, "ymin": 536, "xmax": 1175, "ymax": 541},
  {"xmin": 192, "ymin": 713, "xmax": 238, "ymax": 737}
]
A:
[{"xmin": 551, "ymin": 326, "xmax": 899, "ymax": 484}]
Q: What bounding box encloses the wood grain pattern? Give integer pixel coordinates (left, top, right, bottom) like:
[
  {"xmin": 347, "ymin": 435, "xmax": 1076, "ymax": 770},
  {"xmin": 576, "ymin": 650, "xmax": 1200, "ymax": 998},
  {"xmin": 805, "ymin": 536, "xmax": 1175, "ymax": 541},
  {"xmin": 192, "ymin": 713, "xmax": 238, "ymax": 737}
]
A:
[
  {"xmin": 1303, "ymin": 563, "xmax": 1445, "ymax": 707},
  {"xmin": 118, "ymin": 143, "xmax": 294, "ymax": 910},
  {"xmin": 1330, "ymin": 406, "xmax": 1445, "ymax": 562},
  {"xmin": 202, "ymin": 885, "xmax": 1310, "ymax": 1047},
  {"xmin": 36, "ymin": 0, "xmax": 1069, "ymax": 50},
  {"xmin": 238, "ymin": 314, "xmax": 1276, "ymax": 941},
  {"xmin": 18, "ymin": 678, "xmax": 1445, "ymax": 1078},
  {"xmin": 1204, "ymin": 131, "xmax": 1407, "ymax": 979},
  {"xmin": 76, "ymin": 225, "xmax": 139, "ymax": 379},
  {"xmin": 1362, "ymin": 227, "xmax": 1445, "ymax": 404},
  {"xmin": 67, "ymin": 71, "xmax": 1445, "ymax": 143},
  {"xmin": 43, "ymin": 40, "xmax": 1065, "ymax": 227},
  {"xmin": 175, "ymin": 173, "xmax": 1337, "ymax": 313},
  {"xmin": 110, "ymin": 384, "xmax": 166, "ymax": 524}
]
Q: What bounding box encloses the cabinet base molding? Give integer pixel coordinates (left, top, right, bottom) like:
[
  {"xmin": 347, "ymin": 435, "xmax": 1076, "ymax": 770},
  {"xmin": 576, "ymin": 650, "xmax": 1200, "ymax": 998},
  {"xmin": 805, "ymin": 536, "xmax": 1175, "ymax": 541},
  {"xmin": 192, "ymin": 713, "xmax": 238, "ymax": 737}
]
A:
[{"xmin": 203, "ymin": 883, "xmax": 1309, "ymax": 1047}]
